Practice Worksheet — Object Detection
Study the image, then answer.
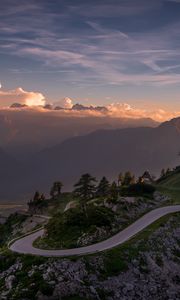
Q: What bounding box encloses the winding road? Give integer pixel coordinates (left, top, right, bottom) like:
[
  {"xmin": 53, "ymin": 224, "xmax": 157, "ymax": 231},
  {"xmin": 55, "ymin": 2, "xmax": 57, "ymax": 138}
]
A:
[{"xmin": 9, "ymin": 205, "xmax": 180, "ymax": 257}]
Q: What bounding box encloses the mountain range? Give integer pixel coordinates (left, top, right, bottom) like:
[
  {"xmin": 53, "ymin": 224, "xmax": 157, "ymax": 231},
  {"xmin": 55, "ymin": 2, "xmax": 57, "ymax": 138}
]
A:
[
  {"xmin": 0, "ymin": 117, "xmax": 180, "ymax": 202},
  {"xmin": 0, "ymin": 109, "xmax": 158, "ymax": 158}
]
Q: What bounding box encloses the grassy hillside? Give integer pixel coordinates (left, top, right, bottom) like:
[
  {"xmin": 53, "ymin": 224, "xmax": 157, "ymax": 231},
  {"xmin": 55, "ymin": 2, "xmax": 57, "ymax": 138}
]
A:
[{"xmin": 156, "ymin": 168, "xmax": 180, "ymax": 204}]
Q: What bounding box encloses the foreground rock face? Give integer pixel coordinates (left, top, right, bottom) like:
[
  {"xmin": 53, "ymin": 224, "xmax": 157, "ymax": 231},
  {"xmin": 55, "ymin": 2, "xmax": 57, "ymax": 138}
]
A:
[{"xmin": 0, "ymin": 214, "xmax": 179, "ymax": 300}]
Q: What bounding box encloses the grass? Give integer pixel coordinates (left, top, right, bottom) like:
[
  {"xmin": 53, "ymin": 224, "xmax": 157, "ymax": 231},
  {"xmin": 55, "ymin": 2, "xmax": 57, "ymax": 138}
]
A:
[
  {"xmin": 0, "ymin": 251, "xmax": 50, "ymax": 299},
  {"xmin": 34, "ymin": 206, "xmax": 114, "ymax": 250},
  {"xmin": 156, "ymin": 170, "xmax": 180, "ymax": 204},
  {"xmin": 158, "ymin": 170, "xmax": 180, "ymax": 188},
  {"xmin": 1, "ymin": 211, "xmax": 179, "ymax": 299},
  {"xmin": 47, "ymin": 193, "xmax": 77, "ymax": 215},
  {"xmin": 34, "ymin": 225, "xmax": 83, "ymax": 249},
  {"xmin": 156, "ymin": 168, "xmax": 180, "ymax": 204},
  {"xmin": 0, "ymin": 250, "xmax": 18, "ymax": 272},
  {"xmin": 0, "ymin": 213, "xmax": 28, "ymax": 247},
  {"xmin": 156, "ymin": 185, "xmax": 180, "ymax": 204},
  {"xmin": 34, "ymin": 193, "xmax": 174, "ymax": 251},
  {"xmin": 8, "ymin": 270, "xmax": 53, "ymax": 300},
  {"xmin": 87, "ymin": 212, "xmax": 180, "ymax": 278}
]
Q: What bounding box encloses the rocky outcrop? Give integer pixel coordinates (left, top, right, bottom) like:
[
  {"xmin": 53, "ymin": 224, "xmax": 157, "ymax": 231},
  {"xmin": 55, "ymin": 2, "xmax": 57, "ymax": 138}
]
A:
[
  {"xmin": 77, "ymin": 227, "xmax": 108, "ymax": 246},
  {"xmin": 153, "ymin": 191, "xmax": 170, "ymax": 202},
  {"xmin": 76, "ymin": 193, "xmax": 171, "ymax": 247}
]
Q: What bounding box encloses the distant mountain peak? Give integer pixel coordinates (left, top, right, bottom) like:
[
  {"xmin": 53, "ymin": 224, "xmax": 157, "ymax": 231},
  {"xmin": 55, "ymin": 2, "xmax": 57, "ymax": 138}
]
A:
[
  {"xmin": 72, "ymin": 103, "xmax": 108, "ymax": 113},
  {"xmin": 159, "ymin": 116, "xmax": 180, "ymax": 131},
  {"xmin": 10, "ymin": 103, "xmax": 27, "ymax": 108}
]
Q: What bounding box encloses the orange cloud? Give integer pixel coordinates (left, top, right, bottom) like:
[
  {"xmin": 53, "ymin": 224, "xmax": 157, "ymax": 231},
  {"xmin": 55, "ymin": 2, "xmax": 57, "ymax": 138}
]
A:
[
  {"xmin": 0, "ymin": 86, "xmax": 179, "ymax": 122},
  {"xmin": 53, "ymin": 97, "xmax": 73, "ymax": 109},
  {"xmin": 0, "ymin": 87, "xmax": 45, "ymax": 107},
  {"xmin": 107, "ymin": 102, "xmax": 180, "ymax": 122},
  {"xmin": 5, "ymin": 100, "xmax": 180, "ymax": 122}
]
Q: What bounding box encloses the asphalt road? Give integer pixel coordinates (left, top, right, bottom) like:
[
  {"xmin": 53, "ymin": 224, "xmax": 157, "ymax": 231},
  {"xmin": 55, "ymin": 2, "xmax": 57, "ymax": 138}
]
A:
[{"xmin": 9, "ymin": 205, "xmax": 180, "ymax": 257}]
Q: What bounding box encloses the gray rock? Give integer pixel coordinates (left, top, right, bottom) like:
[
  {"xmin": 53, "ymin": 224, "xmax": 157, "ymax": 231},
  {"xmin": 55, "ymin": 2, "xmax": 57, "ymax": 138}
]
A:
[{"xmin": 5, "ymin": 275, "xmax": 16, "ymax": 290}]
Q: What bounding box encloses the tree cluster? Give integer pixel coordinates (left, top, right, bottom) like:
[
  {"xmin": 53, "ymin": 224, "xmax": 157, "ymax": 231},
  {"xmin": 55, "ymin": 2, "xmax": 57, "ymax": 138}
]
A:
[
  {"xmin": 160, "ymin": 168, "xmax": 171, "ymax": 178},
  {"xmin": 28, "ymin": 169, "xmax": 155, "ymax": 214}
]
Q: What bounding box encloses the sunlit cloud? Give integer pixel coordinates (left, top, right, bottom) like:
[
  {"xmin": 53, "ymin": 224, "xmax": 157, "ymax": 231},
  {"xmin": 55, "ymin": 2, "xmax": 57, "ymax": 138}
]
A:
[
  {"xmin": 107, "ymin": 102, "xmax": 180, "ymax": 121},
  {"xmin": 1, "ymin": 86, "xmax": 179, "ymax": 122},
  {"xmin": 1, "ymin": 0, "xmax": 180, "ymax": 108},
  {"xmin": 7, "ymin": 101, "xmax": 180, "ymax": 122},
  {"xmin": 0, "ymin": 86, "xmax": 45, "ymax": 107},
  {"xmin": 54, "ymin": 97, "xmax": 74, "ymax": 109}
]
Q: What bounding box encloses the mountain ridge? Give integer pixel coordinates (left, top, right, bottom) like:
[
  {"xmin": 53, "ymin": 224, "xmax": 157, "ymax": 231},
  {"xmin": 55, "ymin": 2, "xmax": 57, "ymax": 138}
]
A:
[{"xmin": 0, "ymin": 117, "xmax": 180, "ymax": 201}]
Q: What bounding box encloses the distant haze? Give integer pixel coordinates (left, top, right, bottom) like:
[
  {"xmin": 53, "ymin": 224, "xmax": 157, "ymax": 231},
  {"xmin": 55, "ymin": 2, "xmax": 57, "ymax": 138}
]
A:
[
  {"xmin": 0, "ymin": 108, "xmax": 158, "ymax": 158},
  {"xmin": 0, "ymin": 117, "xmax": 180, "ymax": 202}
]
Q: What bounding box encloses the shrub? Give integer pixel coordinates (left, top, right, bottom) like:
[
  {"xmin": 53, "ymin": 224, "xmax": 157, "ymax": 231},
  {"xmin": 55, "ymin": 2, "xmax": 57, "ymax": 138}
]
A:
[
  {"xmin": 39, "ymin": 282, "xmax": 54, "ymax": 296},
  {"xmin": 87, "ymin": 206, "xmax": 114, "ymax": 227},
  {"xmin": 121, "ymin": 183, "xmax": 156, "ymax": 196}
]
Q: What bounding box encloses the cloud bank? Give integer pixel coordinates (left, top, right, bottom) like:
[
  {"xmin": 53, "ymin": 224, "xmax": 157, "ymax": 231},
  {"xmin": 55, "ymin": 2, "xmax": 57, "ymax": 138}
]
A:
[
  {"xmin": 107, "ymin": 103, "xmax": 180, "ymax": 122},
  {"xmin": 0, "ymin": 86, "xmax": 179, "ymax": 122}
]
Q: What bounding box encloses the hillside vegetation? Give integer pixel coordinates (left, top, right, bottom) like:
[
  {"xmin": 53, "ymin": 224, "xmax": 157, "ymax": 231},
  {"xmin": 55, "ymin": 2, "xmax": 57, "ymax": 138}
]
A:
[
  {"xmin": 0, "ymin": 167, "xmax": 179, "ymax": 299},
  {"xmin": 0, "ymin": 213, "xmax": 179, "ymax": 300},
  {"xmin": 156, "ymin": 166, "xmax": 180, "ymax": 204},
  {"xmin": 33, "ymin": 172, "xmax": 167, "ymax": 250}
]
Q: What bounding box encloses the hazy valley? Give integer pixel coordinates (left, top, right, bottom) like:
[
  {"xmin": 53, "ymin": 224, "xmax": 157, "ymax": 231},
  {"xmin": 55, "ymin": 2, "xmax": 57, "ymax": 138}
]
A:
[{"xmin": 0, "ymin": 116, "xmax": 180, "ymax": 202}]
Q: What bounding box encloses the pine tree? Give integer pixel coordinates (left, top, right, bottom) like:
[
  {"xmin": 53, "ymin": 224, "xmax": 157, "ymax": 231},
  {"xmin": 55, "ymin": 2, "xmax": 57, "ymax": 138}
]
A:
[
  {"xmin": 96, "ymin": 176, "xmax": 110, "ymax": 198},
  {"xmin": 109, "ymin": 181, "xmax": 118, "ymax": 201},
  {"xmin": 123, "ymin": 171, "xmax": 135, "ymax": 186},
  {"xmin": 118, "ymin": 172, "xmax": 124, "ymax": 186},
  {"xmin": 161, "ymin": 168, "xmax": 165, "ymax": 178},
  {"xmin": 73, "ymin": 174, "xmax": 96, "ymax": 201},
  {"xmin": 73, "ymin": 174, "xmax": 96, "ymax": 215},
  {"xmin": 166, "ymin": 168, "xmax": 171, "ymax": 175},
  {"xmin": 33, "ymin": 191, "xmax": 40, "ymax": 201},
  {"xmin": 50, "ymin": 181, "xmax": 63, "ymax": 198},
  {"xmin": 40, "ymin": 193, "xmax": 45, "ymax": 201}
]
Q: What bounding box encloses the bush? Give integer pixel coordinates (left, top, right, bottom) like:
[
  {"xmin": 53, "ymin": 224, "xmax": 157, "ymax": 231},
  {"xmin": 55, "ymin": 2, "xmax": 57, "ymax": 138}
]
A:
[
  {"xmin": 64, "ymin": 209, "xmax": 86, "ymax": 227},
  {"xmin": 39, "ymin": 282, "xmax": 54, "ymax": 296},
  {"xmin": 43, "ymin": 205, "xmax": 114, "ymax": 248},
  {"xmin": 104, "ymin": 249, "xmax": 128, "ymax": 276},
  {"xmin": 0, "ymin": 213, "xmax": 27, "ymax": 247},
  {"xmin": 0, "ymin": 252, "xmax": 17, "ymax": 272},
  {"xmin": 87, "ymin": 206, "xmax": 114, "ymax": 227},
  {"xmin": 121, "ymin": 183, "xmax": 156, "ymax": 196},
  {"xmin": 46, "ymin": 205, "xmax": 114, "ymax": 236}
]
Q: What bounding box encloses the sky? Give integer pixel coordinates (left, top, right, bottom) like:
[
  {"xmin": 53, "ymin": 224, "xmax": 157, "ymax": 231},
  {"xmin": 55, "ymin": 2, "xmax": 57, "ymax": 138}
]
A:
[{"xmin": 1, "ymin": 0, "xmax": 180, "ymax": 115}]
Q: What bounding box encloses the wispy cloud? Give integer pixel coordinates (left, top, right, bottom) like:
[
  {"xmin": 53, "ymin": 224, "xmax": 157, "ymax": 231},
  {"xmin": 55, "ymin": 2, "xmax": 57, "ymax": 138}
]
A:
[
  {"xmin": 67, "ymin": 0, "xmax": 162, "ymax": 17},
  {"xmin": 1, "ymin": 0, "xmax": 180, "ymax": 97}
]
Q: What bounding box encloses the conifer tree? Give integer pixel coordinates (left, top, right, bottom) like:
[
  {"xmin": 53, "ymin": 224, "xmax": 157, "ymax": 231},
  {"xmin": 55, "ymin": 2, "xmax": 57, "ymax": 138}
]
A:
[{"xmin": 96, "ymin": 176, "xmax": 110, "ymax": 197}]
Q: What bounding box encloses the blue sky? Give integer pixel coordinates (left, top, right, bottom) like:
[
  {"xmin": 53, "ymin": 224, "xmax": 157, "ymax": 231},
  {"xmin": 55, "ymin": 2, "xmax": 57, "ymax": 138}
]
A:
[{"xmin": 1, "ymin": 0, "xmax": 180, "ymax": 109}]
